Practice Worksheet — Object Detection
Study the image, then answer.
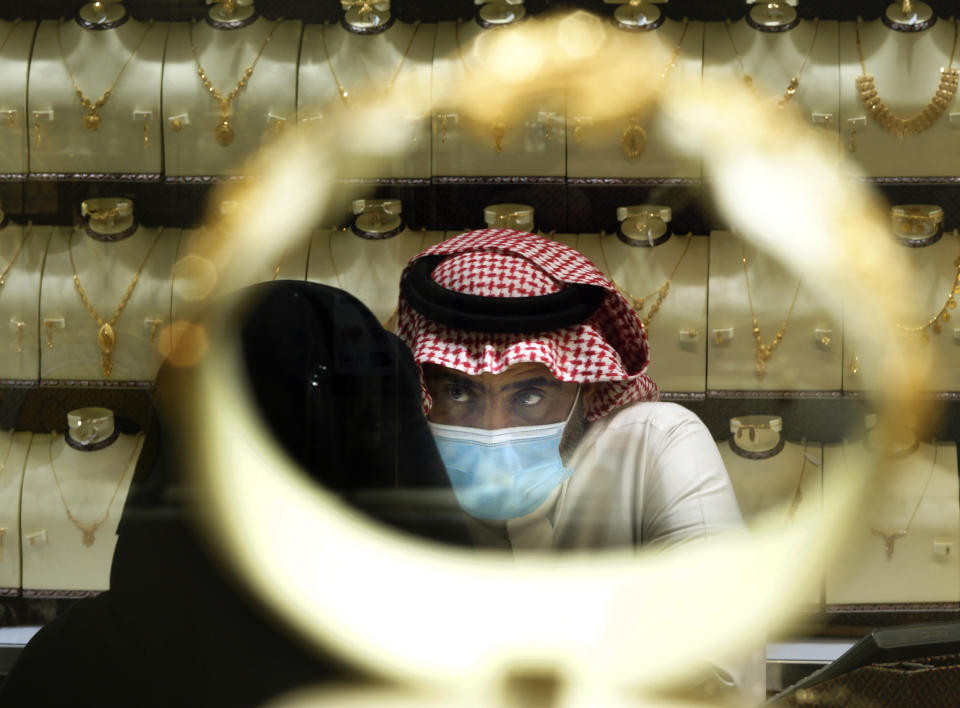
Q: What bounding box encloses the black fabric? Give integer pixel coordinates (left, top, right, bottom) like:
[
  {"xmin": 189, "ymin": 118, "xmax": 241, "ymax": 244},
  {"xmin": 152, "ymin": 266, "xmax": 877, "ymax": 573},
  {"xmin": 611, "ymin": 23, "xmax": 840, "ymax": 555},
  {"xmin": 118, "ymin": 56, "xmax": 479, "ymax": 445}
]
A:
[
  {"xmin": 0, "ymin": 281, "xmax": 470, "ymax": 707},
  {"xmin": 401, "ymin": 255, "xmax": 607, "ymax": 334}
]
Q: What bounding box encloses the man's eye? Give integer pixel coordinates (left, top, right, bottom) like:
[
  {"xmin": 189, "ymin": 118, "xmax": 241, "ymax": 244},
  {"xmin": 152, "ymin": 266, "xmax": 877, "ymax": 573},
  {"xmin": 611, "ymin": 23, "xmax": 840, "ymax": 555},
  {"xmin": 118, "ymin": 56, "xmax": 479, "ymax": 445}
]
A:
[
  {"xmin": 446, "ymin": 386, "xmax": 471, "ymax": 402},
  {"xmin": 515, "ymin": 391, "xmax": 544, "ymax": 407}
]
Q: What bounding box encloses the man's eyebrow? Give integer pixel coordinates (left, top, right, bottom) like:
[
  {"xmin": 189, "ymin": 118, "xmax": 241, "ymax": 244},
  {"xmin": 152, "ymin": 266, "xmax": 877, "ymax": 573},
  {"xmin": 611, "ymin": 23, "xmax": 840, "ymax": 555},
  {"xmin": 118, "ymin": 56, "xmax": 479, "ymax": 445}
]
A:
[
  {"xmin": 500, "ymin": 376, "xmax": 562, "ymax": 392},
  {"xmin": 437, "ymin": 372, "xmax": 482, "ymax": 390}
]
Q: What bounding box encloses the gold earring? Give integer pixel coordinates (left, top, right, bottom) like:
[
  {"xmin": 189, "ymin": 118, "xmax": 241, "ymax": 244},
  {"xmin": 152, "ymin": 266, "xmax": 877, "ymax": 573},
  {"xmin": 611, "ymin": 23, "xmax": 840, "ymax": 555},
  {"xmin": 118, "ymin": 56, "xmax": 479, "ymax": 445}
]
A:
[
  {"xmin": 715, "ymin": 332, "xmax": 724, "ymax": 346},
  {"xmin": 849, "ymin": 353, "xmax": 861, "ymax": 375},
  {"xmin": 902, "ymin": 0, "xmax": 913, "ymax": 14},
  {"xmin": 143, "ymin": 118, "xmax": 150, "ymax": 149},
  {"xmin": 848, "ymin": 123, "xmax": 856, "ymax": 153},
  {"xmin": 45, "ymin": 321, "xmax": 55, "ymax": 349},
  {"xmin": 149, "ymin": 318, "xmax": 162, "ymax": 345},
  {"xmin": 33, "ymin": 115, "xmax": 41, "ymax": 147},
  {"xmin": 492, "ymin": 119, "xmax": 506, "ymax": 153},
  {"xmin": 6, "ymin": 111, "xmax": 14, "ymax": 127},
  {"xmin": 222, "ymin": 0, "xmax": 236, "ymax": 14},
  {"xmin": 821, "ymin": 334, "xmax": 831, "ymax": 347},
  {"xmin": 439, "ymin": 115, "xmax": 448, "ymax": 144},
  {"xmin": 171, "ymin": 116, "xmax": 183, "ymax": 132},
  {"xmin": 15, "ymin": 320, "xmax": 23, "ymax": 353}
]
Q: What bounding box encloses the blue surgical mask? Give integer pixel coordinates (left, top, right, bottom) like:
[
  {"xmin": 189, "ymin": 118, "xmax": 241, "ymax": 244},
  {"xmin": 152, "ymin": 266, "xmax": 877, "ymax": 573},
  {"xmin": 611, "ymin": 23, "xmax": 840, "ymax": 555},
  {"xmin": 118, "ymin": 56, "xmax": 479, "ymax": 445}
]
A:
[{"xmin": 428, "ymin": 389, "xmax": 580, "ymax": 520}]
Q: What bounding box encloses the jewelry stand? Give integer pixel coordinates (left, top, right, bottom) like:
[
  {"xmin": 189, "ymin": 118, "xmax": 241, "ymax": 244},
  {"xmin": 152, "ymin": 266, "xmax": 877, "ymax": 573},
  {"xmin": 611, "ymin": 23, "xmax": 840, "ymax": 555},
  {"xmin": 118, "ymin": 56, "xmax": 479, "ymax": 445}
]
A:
[
  {"xmin": 0, "ymin": 430, "xmax": 32, "ymax": 594},
  {"xmin": 306, "ymin": 226, "xmax": 443, "ymax": 329},
  {"xmin": 162, "ymin": 16, "xmax": 301, "ymax": 179},
  {"xmin": 844, "ymin": 226, "xmax": 960, "ymax": 393},
  {"xmin": 701, "ymin": 17, "xmax": 839, "ymax": 162},
  {"xmin": 21, "ymin": 415, "xmax": 143, "ymax": 595},
  {"xmin": 431, "ymin": 20, "xmax": 565, "ymax": 179},
  {"xmin": 298, "ymin": 20, "xmax": 435, "ymax": 181},
  {"xmin": 823, "ymin": 440, "xmax": 960, "ymax": 604},
  {"xmin": 707, "ymin": 230, "xmax": 842, "ymax": 393},
  {"xmin": 27, "ymin": 17, "xmax": 167, "ymax": 179},
  {"xmin": 0, "ymin": 20, "xmax": 35, "ymax": 177},
  {"xmin": 576, "ymin": 230, "xmax": 708, "ymax": 394},
  {"xmin": 39, "ymin": 200, "xmax": 179, "ymax": 382},
  {"xmin": 718, "ymin": 417, "xmax": 822, "ymax": 604},
  {"xmin": 566, "ymin": 18, "xmax": 704, "ymax": 181},
  {"xmin": 839, "ymin": 16, "xmax": 960, "ymax": 177},
  {"xmin": 0, "ymin": 219, "xmax": 51, "ymax": 381}
]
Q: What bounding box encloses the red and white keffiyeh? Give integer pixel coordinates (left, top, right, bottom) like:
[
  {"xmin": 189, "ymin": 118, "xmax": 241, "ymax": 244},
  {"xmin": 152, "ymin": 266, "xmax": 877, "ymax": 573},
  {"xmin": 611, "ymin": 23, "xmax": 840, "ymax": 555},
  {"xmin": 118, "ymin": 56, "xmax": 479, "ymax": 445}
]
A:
[{"xmin": 397, "ymin": 228, "xmax": 659, "ymax": 421}]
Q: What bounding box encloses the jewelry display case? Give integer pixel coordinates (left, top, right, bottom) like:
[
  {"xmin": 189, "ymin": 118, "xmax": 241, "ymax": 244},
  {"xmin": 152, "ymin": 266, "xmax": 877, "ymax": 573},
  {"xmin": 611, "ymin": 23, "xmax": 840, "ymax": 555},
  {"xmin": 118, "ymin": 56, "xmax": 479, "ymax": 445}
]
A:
[{"xmin": 1, "ymin": 1, "xmax": 960, "ymax": 700}]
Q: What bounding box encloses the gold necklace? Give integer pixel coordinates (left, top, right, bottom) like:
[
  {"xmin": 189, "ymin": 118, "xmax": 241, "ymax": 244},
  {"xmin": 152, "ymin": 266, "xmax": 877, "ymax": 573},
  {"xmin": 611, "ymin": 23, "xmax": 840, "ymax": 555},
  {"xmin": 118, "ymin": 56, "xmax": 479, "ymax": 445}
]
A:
[
  {"xmin": 724, "ymin": 17, "xmax": 820, "ymax": 108},
  {"xmin": 855, "ymin": 16, "xmax": 959, "ymax": 138},
  {"xmin": 741, "ymin": 244, "xmax": 802, "ymax": 379},
  {"xmin": 621, "ymin": 18, "xmax": 689, "ymax": 160},
  {"xmin": 895, "ymin": 249, "xmax": 960, "ymax": 343},
  {"xmin": 0, "ymin": 19, "xmax": 22, "ymax": 56},
  {"xmin": 785, "ymin": 442, "xmax": 809, "ymax": 525},
  {"xmin": 321, "ymin": 21, "xmax": 421, "ymax": 108},
  {"xmin": 328, "ymin": 227, "xmax": 427, "ymax": 329},
  {"xmin": 454, "ymin": 22, "xmax": 507, "ymax": 153},
  {"xmin": 57, "ymin": 19, "xmax": 155, "ymax": 131},
  {"xmin": 189, "ymin": 20, "xmax": 280, "ymax": 146},
  {"xmin": 598, "ymin": 231, "xmax": 693, "ymax": 329},
  {"xmin": 869, "ymin": 444, "xmax": 938, "ymax": 559},
  {"xmin": 47, "ymin": 433, "xmax": 141, "ymax": 547},
  {"xmin": 68, "ymin": 227, "xmax": 164, "ymax": 378},
  {"xmin": 0, "ymin": 221, "xmax": 31, "ymax": 287}
]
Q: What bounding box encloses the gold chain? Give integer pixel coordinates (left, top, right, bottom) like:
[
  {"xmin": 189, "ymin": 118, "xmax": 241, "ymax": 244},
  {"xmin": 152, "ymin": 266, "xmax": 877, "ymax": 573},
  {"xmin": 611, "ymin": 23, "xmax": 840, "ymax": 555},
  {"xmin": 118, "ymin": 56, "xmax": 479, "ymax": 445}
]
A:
[
  {"xmin": 56, "ymin": 19, "xmax": 155, "ymax": 131},
  {"xmin": 785, "ymin": 442, "xmax": 809, "ymax": 525},
  {"xmin": 328, "ymin": 226, "xmax": 426, "ymax": 329},
  {"xmin": 621, "ymin": 18, "xmax": 689, "ymax": 160},
  {"xmin": 321, "ymin": 21, "xmax": 421, "ymax": 108},
  {"xmin": 724, "ymin": 17, "xmax": 820, "ymax": 108},
  {"xmin": 47, "ymin": 433, "xmax": 141, "ymax": 547},
  {"xmin": 869, "ymin": 444, "xmax": 939, "ymax": 559},
  {"xmin": 895, "ymin": 241, "xmax": 960, "ymax": 342},
  {"xmin": 0, "ymin": 19, "xmax": 22, "ymax": 56},
  {"xmin": 189, "ymin": 19, "xmax": 281, "ymax": 146},
  {"xmin": 741, "ymin": 243, "xmax": 802, "ymax": 379},
  {"xmin": 68, "ymin": 227, "xmax": 164, "ymax": 378},
  {"xmin": 599, "ymin": 231, "xmax": 693, "ymax": 329},
  {"xmin": 0, "ymin": 221, "xmax": 31, "ymax": 287},
  {"xmin": 855, "ymin": 16, "xmax": 959, "ymax": 138}
]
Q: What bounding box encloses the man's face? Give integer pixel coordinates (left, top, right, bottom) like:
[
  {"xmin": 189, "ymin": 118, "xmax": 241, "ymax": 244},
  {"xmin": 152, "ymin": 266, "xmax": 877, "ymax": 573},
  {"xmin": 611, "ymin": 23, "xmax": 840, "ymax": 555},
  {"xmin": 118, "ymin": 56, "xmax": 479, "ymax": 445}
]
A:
[{"xmin": 423, "ymin": 362, "xmax": 581, "ymax": 430}]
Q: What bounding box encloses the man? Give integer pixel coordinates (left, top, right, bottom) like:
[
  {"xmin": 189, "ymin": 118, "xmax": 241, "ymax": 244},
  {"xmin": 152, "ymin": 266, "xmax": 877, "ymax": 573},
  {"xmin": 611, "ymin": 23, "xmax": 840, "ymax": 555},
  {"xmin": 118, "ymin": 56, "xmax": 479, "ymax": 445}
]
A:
[{"xmin": 398, "ymin": 228, "xmax": 744, "ymax": 551}]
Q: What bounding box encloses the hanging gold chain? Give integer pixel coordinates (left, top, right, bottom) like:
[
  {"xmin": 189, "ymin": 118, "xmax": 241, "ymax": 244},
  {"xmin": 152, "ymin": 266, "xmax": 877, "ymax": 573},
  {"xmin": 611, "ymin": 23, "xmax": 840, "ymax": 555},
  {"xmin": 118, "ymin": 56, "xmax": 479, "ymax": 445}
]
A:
[
  {"xmin": 321, "ymin": 21, "xmax": 421, "ymax": 108},
  {"xmin": 47, "ymin": 433, "xmax": 142, "ymax": 547},
  {"xmin": 869, "ymin": 444, "xmax": 939, "ymax": 559},
  {"xmin": 189, "ymin": 19, "xmax": 280, "ymax": 146},
  {"xmin": 599, "ymin": 231, "xmax": 693, "ymax": 329},
  {"xmin": 68, "ymin": 227, "xmax": 164, "ymax": 378},
  {"xmin": 0, "ymin": 221, "xmax": 31, "ymax": 287},
  {"xmin": 855, "ymin": 16, "xmax": 959, "ymax": 138},
  {"xmin": 0, "ymin": 19, "xmax": 22, "ymax": 56},
  {"xmin": 785, "ymin": 442, "xmax": 809, "ymax": 524},
  {"xmin": 741, "ymin": 243, "xmax": 802, "ymax": 379},
  {"xmin": 724, "ymin": 17, "xmax": 820, "ymax": 107},
  {"xmin": 56, "ymin": 19, "xmax": 155, "ymax": 131}
]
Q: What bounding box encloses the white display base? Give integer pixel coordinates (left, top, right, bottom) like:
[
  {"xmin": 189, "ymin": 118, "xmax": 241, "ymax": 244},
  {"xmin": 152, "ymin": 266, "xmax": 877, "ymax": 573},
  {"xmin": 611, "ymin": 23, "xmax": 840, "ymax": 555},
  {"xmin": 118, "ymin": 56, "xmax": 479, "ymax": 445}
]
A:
[
  {"xmin": 707, "ymin": 230, "xmax": 842, "ymax": 392},
  {"xmin": 839, "ymin": 17, "xmax": 960, "ymax": 177},
  {"xmin": 432, "ymin": 21, "xmax": 565, "ymax": 178},
  {"xmin": 0, "ymin": 20, "xmax": 36, "ymax": 176},
  {"xmin": 0, "ymin": 431, "xmax": 31, "ymax": 592},
  {"xmin": 575, "ymin": 231, "xmax": 707, "ymax": 392},
  {"xmin": 21, "ymin": 432, "xmax": 143, "ymax": 593},
  {"xmin": 306, "ymin": 228, "xmax": 444, "ymax": 327},
  {"xmin": 298, "ymin": 21, "xmax": 435, "ymax": 181},
  {"xmin": 823, "ymin": 441, "xmax": 960, "ymax": 604},
  {"xmin": 39, "ymin": 226, "xmax": 180, "ymax": 382},
  {"xmin": 28, "ymin": 19, "xmax": 168, "ymax": 178},
  {"xmin": 566, "ymin": 19, "xmax": 704, "ymax": 180},
  {"xmin": 162, "ymin": 18, "xmax": 302, "ymax": 178}
]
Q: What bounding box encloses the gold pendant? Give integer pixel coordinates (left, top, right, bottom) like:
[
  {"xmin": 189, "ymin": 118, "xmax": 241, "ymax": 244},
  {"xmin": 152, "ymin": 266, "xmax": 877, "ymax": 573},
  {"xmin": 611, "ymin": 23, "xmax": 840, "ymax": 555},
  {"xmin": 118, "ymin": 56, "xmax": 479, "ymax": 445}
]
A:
[
  {"xmin": 98, "ymin": 322, "xmax": 116, "ymax": 378},
  {"xmin": 491, "ymin": 120, "xmax": 506, "ymax": 153},
  {"xmin": 215, "ymin": 118, "xmax": 235, "ymax": 146},
  {"xmin": 82, "ymin": 529, "xmax": 96, "ymax": 547},
  {"xmin": 620, "ymin": 122, "xmax": 647, "ymax": 160},
  {"xmin": 84, "ymin": 113, "xmax": 102, "ymax": 131}
]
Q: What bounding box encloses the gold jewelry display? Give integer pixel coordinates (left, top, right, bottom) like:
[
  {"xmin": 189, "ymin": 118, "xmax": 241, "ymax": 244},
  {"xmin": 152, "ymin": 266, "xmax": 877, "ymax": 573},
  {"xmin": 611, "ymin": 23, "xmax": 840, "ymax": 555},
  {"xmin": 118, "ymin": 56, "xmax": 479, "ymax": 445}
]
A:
[
  {"xmin": 47, "ymin": 433, "xmax": 141, "ymax": 547},
  {"xmin": 870, "ymin": 444, "xmax": 938, "ymax": 560},
  {"xmin": 724, "ymin": 17, "xmax": 820, "ymax": 108},
  {"xmin": 189, "ymin": 20, "xmax": 280, "ymax": 146},
  {"xmin": 855, "ymin": 16, "xmax": 959, "ymax": 138},
  {"xmin": 454, "ymin": 22, "xmax": 510, "ymax": 154},
  {"xmin": 321, "ymin": 21, "xmax": 421, "ymax": 109},
  {"xmin": 741, "ymin": 244, "xmax": 803, "ymax": 379},
  {"xmin": 68, "ymin": 227, "xmax": 164, "ymax": 377},
  {"xmin": 620, "ymin": 19, "xmax": 688, "ymax": 160},
  {"xmin": 598, "ymin": 231, "xmax": 693, "ymax": 329},
  {"xmin": 785, "ymin": 442, "xmax": 809, "ymax": 525},
  {"xmin": 328, "ymin": 227, "xmax": 427, "ymax": 329},
  {"xmin": 57, "ymin": 19, "xmax": 155, "ymax": 131},
  {"xmin": 735, "ymin": 422, "xmax": 770, "ymax": 443},
  {"xmin": 895, "ymin": 254, "xmax": 960, "ymax": 342}
]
